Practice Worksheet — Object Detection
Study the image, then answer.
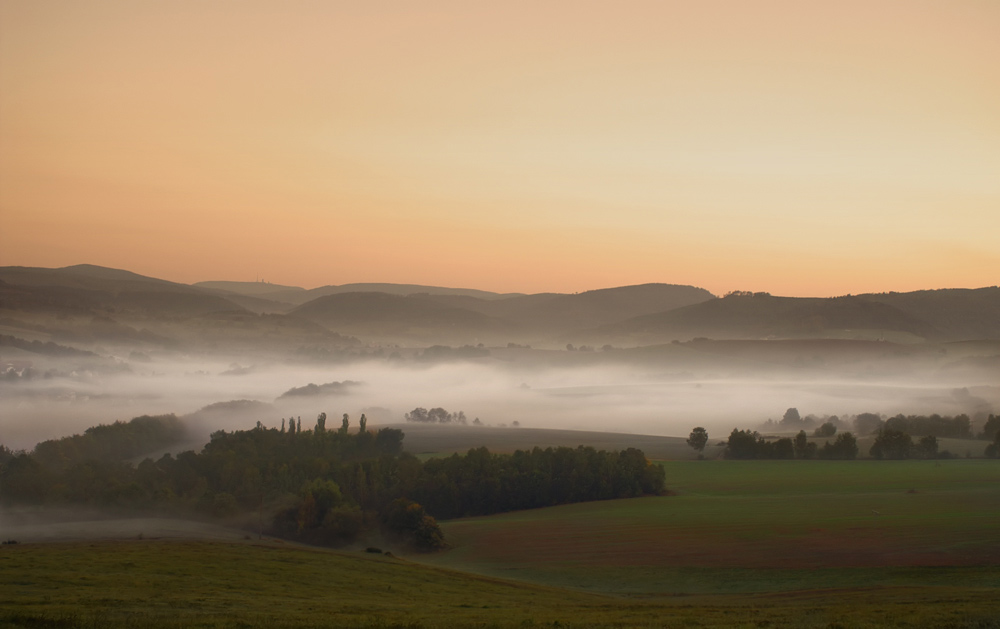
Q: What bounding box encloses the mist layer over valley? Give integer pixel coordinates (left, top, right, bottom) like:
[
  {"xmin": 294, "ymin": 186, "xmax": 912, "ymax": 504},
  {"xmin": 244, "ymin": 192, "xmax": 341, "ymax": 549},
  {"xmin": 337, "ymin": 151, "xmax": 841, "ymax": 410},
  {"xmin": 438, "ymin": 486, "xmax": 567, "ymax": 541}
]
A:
[{"xmin": 2, "ymin": 265, "xmax": 998, "ymax": 451}]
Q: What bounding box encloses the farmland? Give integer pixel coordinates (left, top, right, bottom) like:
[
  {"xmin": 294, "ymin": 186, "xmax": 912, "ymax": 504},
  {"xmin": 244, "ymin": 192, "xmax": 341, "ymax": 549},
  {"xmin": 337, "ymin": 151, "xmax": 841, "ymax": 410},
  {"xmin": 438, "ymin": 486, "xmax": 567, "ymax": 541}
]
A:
[
  {"xmin": 2, "ymin": 538, "xmax": 999, "ymax": 628},
  {"xmin": 417, "ymin": 460, "xmax": 1000, "ymax": 595},
  {"xmin": 3, "ymin": 437, "xmax": 999, "ymax": 627}
]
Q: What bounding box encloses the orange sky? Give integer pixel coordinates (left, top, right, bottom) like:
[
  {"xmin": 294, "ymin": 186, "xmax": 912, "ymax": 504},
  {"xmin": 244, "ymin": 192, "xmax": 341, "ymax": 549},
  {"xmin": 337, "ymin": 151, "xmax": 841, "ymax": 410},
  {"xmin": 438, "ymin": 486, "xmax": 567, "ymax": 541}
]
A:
[{"xmin": 1, "ymin": 1, "xmax": 997, "ymax": 297}]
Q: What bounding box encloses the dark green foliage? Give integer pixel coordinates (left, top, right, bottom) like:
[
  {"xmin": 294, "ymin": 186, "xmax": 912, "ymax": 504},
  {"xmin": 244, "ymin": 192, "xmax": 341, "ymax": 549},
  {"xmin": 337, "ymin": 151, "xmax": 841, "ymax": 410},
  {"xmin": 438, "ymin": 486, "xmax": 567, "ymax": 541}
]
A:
[
  {"xmin": 793, "ymin": 431, "xmax": 816, "ymax": 459},
  {"xmin": 985, "ymin": 432, "xmax": 1000, "ymax": 459},
  {"xmin": 1, "ymin": 415, "xmax": 664, "ymax": 551},
  {"xmin": 411, "ymin": 446, "xmax": 665, "ymax": 519},
  {"xmin": 0, "ymin": 444, "xmax": 15, "ymax": 465},
  {"xmin": 853, "ymin": 412, "xmax": 884, "ymax": 435},
  {"xmin": 869, "ymin": 428, "xmax": 913, "ymax": 460},
  {"xmin": 884, "ymin": 413, "xmax": 972, "ymax": 439},
  {"xmin": 981, "ymin": 414, "xmax": 1000, "ymax": 441},
  {"xmin": 916, "ymin": 435, "xmax": 939, "ymax": 459},
  {"xmin": 686, "ymin": 427, "xmax": 708, "ymax": 452},
  {"xmin": 819, "ymin": 432, "xmax": 859, "ymax": 460},
  {"xmin": 383, "ymin": 498, "xmax": 446, "ymax": 551},
  {"xmin": 724, "ymin": 429, "xmax": 766, "ymax": 459},
  {"xmin": 31, "ymin": 414, "xmax": 186, "ymax": 470},
  {"xmin": 772, "ymin": 437, "xmax": 795, "ymax": 459},
  {"xmin": 780, "ymin": 408, "xmax": 801, "ymax": 427},
  {"xmin": 405, "ymin": 407, "xmax": 467, "ymax": 424},
  {"xmin": 813, "ymin": 422, "xmax": 837, "ymax": 438},
  {"xmin": 0, "ymin": 453, "xmax": 52, "ymax": 504}
]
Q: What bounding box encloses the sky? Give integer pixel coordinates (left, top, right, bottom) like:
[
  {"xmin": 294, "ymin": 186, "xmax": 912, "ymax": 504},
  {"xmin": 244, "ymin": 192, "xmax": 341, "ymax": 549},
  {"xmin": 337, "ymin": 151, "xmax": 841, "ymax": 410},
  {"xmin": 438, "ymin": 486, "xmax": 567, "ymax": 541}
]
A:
[{"xmin": 1, "ymin": 0, "xmax": 997, "ymax": 297}]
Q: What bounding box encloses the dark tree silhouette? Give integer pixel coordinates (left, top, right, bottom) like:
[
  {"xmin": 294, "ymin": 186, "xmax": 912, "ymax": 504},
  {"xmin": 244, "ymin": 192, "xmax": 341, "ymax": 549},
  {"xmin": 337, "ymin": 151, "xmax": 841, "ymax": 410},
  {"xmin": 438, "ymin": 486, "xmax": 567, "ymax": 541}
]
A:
[
  {"xmin": 686, "ymin": 427, "xmax": 708, "ymax": 453},
  {"xmin": 869, "ymin": 428, "xmax": 912, "ymax": 460}
]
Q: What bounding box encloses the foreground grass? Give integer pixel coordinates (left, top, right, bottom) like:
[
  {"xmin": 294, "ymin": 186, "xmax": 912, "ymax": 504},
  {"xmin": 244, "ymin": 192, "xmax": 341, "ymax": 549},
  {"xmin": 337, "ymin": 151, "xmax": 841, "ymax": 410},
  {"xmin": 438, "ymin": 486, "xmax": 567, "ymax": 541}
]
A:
[{"xmin": 2, "ymin": 539, "xmax": 998, "ymax": 628}]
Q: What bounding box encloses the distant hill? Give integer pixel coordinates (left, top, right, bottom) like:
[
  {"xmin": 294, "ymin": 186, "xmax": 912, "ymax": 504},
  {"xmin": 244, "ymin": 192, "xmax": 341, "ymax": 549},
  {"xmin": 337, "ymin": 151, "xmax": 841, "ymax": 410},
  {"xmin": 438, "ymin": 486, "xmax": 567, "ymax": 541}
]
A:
[
  {"xmin": 585, "ymin": 293, "xmax": 943, "ymax": 343},
  {"xmin": 415, "ymin": 284, "xmax": 715, "ymax": 334},
  {"xmin": 0, "ymin": 265, "xmax": 247, "ymax": 317},
  {"xmin": 291, "ymin": 292, "xmax": 516, "ymax": 344},
  {"xmin": 193, "ymin": 280, "xmax": 306, "ymax": 297},
  {"xmin": 860, "ymin": 288, "xmax": 1000, "ymax": 341},
  {"xmin": 195, "ymin": 280, "xmax": 524, "ymax": 306},
  {"xmin": 503, "ymin": 283, "xmax": 715, "ymax": 332},
  {"xmin": 5, "ymin": 265, "xmax": 997, "ymax": 346}
]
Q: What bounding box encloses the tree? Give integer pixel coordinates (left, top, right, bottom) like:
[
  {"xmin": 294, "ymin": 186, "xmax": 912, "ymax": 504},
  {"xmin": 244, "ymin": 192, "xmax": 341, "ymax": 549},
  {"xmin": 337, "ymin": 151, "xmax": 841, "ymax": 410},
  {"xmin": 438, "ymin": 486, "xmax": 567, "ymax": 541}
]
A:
[
  {"xmin": 772, "ymin": 437, "xmax": 795, "ymax": 459},
  {"xmin": 813, "ymin": 422, "xmax": 837, "ymax": 438},
  {"xmin": 916, "ymin": 435, "xmax": 938, "ymax": 459},
  {"xmin": 781, "ymin": 408, "xmax": 802, "ymax": 427},
  {"xmin": 340, "ymin": 414, "xmax": 349, "ymax": 435},
  {"xmin": 316, "ymin": 412, "xmax": 326, "ymax": 433},
  {"xmin": 793, "ymin": 430, "xmax": 817, "ymax": 459},
  {"xmin": 820, "ymin": 432, "xmax": 858, "ymax": 460},
  {"xmin": 854, "ymin": 413, "xmax": 883, "ymax": 435},
  {"xmin": 382, "ymin": 498, "xmax": 445, "ymax": 551},
  {"xmin": 982, "ymin": 415, "xmax": 1000, "ymax": 441},
  {"xmin": 686, "ymin": 427, "xmax": 708, "ymax": 453},
  {"xmin": 724, "ymin": 429, "xmax": 764, "ymax": 459},
  {"xmin": 359, "ymin": 414, "xmax": 367, "ymax": 434},
  {"xmin": 985, "ymin": 432, "xmax": 1000, "ymax": 459},
  {"xmin": 869, "ymin": 428, "xmax": 912, "ymax": 460}
]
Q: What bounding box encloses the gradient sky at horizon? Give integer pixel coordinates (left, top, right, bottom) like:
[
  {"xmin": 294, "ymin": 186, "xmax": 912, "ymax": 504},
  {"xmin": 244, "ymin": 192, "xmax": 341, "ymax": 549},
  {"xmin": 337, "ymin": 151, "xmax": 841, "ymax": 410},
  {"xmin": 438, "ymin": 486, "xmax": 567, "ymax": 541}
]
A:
[{"xmin": 1, "ymin": 0, "xmax": 997, "ymax": 297}]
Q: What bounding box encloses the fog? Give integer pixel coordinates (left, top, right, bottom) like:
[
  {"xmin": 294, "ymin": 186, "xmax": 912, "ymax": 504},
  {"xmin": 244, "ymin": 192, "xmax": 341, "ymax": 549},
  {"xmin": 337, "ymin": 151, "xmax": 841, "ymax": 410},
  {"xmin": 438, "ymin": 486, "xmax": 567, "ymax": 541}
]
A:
[{"xmin": 2, "ymin": 345, "xmax": 998, "ymax": 451}]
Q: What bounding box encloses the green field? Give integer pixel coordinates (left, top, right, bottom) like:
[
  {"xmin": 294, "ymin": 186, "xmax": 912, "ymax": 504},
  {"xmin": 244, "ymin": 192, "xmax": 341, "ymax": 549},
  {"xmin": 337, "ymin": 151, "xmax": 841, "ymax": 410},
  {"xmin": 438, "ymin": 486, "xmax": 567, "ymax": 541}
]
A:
[
  {"xmin": 416, "ymin": 460, "xmax": 1000, "ymax": 595},
  {"xmin": 2, "ymin": 539, "xmax": 998, "ymax": 628},
  {"xmin": 3, "ymin": 459, "xmax": 999, "ymax": 628}
]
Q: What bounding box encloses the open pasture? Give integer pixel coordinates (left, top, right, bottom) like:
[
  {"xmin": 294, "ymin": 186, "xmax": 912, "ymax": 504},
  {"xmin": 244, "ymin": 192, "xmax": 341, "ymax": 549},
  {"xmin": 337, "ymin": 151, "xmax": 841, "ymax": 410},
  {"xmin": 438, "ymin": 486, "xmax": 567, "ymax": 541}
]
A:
[
  {"xmin": 397, "ymin": 423, "xmax": 714, "ymax": 460},
  {"xmin": 419, "ymin": 460, "xmax": 1000, "ymax": 595},
  {"xmin": 2, "ymin": 539, "xmax": 999, "ymax": 628}
]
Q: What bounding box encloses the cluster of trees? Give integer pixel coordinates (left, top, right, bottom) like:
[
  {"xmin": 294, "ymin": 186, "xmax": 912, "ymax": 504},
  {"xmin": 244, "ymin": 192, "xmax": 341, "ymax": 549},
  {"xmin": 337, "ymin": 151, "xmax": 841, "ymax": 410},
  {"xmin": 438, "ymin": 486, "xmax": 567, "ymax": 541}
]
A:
[
  {"xmin": 881, "ymin": 414, "xmax": 972, "ymax": 439},
  {"xmin": 0, "ymin": 413, "xmax": 664, "ymax": 551},
  {"xmin": 404, "ymin": 408, "xmax": 469, "ymax": 424},
  {"xmin": 409, "ymin": 446, "xmax": 665, "ymax": 519},
  {"xmin": 868, "ymin": 429, "xmax": 953, "ymax": 460},
  {"xmin": 723, "ymin": 429, "xmax": 858, "ymax": 460},
  {"xmin": 30, "ymin": 415, "xmax": 187, "ymax": 470},
  {"xmin": 770, "ymin": 409, "xmax": 987, "ymax": 441}
]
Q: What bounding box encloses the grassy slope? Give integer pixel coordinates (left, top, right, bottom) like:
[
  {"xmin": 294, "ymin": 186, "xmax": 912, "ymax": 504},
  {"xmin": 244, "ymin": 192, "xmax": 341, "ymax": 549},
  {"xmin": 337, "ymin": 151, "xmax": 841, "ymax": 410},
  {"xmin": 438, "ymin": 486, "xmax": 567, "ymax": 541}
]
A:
[
  {"xmin": 418, "ymin": 460, "xmax": 1000, "ymax": 596},
  {"xmin": 3, "ymin": 539, "xmax": 998, "ymax": 629},
  {"xmin": 397, "ymin": 423, "xmax": 715, "ymax": 460}
]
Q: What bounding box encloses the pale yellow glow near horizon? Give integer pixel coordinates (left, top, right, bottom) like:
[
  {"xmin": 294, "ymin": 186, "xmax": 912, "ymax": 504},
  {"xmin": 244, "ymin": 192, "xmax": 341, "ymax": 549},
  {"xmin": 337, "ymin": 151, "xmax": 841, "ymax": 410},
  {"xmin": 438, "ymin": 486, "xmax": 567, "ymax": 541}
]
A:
[{"xmin": 1, "ymin": 1, "xmax": 997, "ymax": 297}]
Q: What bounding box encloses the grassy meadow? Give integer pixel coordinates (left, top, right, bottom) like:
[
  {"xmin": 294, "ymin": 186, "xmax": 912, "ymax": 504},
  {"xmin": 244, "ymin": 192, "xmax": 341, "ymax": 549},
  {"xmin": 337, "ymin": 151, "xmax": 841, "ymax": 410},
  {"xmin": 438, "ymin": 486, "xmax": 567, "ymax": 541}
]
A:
[
  {"xmin": 417, "ymin": 460, "xmax": 1000, "ymax": 595},
  {"xmin": 3, "ymin": 451, "xmax": 999, "ymax": 627},
  {"xmin": 2, "ymin": 538, "xmax": 999, "ymax": 629}
]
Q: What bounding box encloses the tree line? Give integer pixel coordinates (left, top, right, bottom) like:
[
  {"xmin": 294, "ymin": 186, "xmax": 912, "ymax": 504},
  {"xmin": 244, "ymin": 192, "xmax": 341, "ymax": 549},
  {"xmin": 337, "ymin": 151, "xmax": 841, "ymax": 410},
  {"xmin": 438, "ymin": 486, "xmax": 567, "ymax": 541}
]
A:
[
  {"xmin": 722, "ymin": 429, "xmax": 860, "ymax": 460},
  {"xmin": 0, "ymin": 413, "xmax": 664, "ymax": 550}
]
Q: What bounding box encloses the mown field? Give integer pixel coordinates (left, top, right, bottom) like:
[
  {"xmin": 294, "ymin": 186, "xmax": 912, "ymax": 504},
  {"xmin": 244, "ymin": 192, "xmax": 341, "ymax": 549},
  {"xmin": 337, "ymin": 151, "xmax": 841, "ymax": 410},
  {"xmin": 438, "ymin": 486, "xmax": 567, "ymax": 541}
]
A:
[
  {"xmin": 417, "ymin": 460, "xmax": 1000, "ymax": 595},
  {"xmin": 3, "ymin": 459, "xmax": 998, "ymax": 628},
  {"xmin": 2, "ymin": 539, "xmax": 999, "ymax": 629}
]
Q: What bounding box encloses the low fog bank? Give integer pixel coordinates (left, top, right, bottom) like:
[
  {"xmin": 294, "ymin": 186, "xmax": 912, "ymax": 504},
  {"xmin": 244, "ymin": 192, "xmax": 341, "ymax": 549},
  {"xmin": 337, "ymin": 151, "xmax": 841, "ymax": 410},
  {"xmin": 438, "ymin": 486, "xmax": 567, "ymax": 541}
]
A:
[
  {"xmin": 2, "ymin": 345, "xmax": 998, "ymax": 451},
  {"xmin": 0, "ymin": 507, "xmax": 247, "ymax": 543}
]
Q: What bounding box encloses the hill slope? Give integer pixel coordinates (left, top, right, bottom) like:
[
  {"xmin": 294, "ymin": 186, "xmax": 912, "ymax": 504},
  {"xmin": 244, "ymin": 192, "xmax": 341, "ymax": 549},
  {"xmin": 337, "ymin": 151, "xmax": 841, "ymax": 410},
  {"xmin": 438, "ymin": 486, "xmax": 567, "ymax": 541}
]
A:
[{"xmin": 586, "ymin": 292, "xmax": 944, "ymax": 343}]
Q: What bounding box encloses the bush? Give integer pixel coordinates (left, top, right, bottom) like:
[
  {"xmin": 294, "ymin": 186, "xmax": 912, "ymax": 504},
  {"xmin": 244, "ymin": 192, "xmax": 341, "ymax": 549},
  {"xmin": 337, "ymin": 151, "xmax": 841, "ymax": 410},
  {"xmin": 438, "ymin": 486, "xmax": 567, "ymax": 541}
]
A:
[{"xmin": 382, "ymin": 499, "xmax": 445, "ymax": 551}]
